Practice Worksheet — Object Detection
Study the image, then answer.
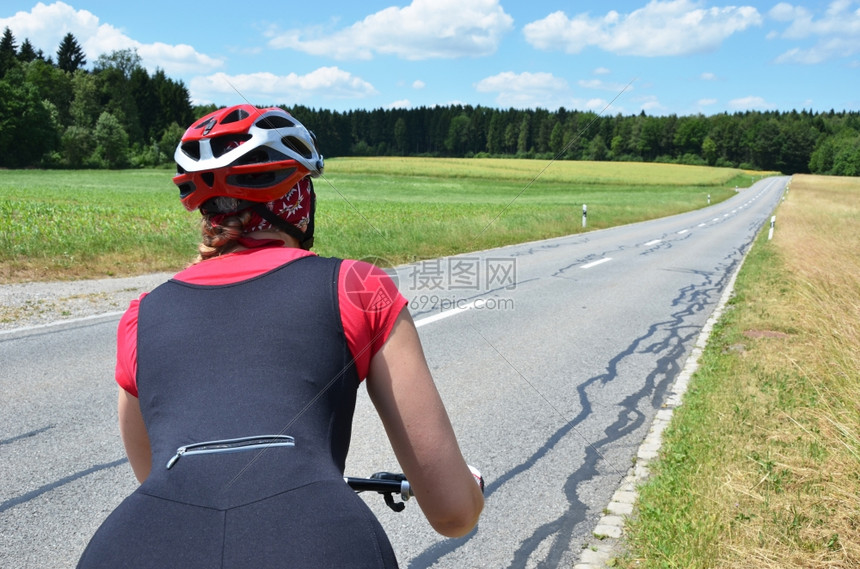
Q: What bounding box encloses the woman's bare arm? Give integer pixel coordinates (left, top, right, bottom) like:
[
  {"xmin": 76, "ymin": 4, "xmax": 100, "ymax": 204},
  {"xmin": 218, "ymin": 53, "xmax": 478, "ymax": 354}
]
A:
[
  {"xmin": 366, "ymin": 308, "xmax": 483, "ymax": 537},
  {"xmin": 117, "ymin": 388, "xmax": 152, "ymax": 483}
]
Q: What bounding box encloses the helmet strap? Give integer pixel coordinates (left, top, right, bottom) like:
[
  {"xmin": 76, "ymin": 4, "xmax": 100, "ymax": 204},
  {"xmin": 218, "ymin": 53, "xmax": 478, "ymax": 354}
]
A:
[{"xmin": 250, "ymin": 201, "xmax": 314, "ymax": 251}]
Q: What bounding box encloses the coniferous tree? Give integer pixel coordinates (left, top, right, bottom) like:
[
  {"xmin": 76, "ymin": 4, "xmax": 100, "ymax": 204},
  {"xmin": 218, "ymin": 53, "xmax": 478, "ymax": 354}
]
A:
[
  {"xmin": 18, "ymin": 39, "xmax": 37, "ymax": 63},
  {"xmin": 56, "ymin": 33, "xmax": 86, "ymax": 73},
  {"xmin": 0, "ymin": 27, "xmax": 18, "ymax": 76}
]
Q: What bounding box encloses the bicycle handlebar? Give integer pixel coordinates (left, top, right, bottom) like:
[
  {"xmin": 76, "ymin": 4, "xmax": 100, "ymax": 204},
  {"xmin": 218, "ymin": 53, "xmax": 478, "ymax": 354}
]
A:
[
  {"xmin": 346, "ymin": 466, "xmax": 483, "ymax": 513},
  {"xmin": 345, "ymin": 472, "xmax": 413, "ymax": 512}
]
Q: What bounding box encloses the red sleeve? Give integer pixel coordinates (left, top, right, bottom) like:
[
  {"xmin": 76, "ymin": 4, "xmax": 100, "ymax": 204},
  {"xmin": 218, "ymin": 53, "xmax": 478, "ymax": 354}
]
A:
[
  {"xmin": 115, "ymin": 294, "xmax": 145, "ymax": 398},
  {"xmin": 338, "ymin": 260, "xmax": 408, "ymax": 381}
]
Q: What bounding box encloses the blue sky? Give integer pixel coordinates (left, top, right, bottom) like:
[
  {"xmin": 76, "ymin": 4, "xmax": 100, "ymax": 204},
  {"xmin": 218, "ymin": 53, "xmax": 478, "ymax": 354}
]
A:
[{"xmin": 2, "ymin": 1, "xmax": 859, "ymax": 116}]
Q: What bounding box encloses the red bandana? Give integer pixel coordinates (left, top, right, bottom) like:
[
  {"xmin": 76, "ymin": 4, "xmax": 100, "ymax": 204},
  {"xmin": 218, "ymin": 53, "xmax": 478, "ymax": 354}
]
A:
[{"xmin": 208, "ymin": 177, "xmax": 313, "ymax": 233}]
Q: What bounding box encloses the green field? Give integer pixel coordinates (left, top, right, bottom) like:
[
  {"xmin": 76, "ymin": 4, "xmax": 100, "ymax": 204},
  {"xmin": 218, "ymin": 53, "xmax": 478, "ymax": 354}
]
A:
[{"xmin": 0, "ymin": 158, "xmax": 760, "ymax": 282}]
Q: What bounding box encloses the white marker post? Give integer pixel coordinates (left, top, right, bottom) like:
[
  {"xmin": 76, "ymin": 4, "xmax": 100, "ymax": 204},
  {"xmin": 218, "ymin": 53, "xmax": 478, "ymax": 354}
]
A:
[
  {"xmin": 768, "ymin": 216, "xmax": 776, "ymax": 240},
  {"xmin": 708, "ymin": 194, "xmax": 711, "ymax": 205},
  {"xmin": 582, "ymin": 204, "xmax": 587, "ymax": 228}
]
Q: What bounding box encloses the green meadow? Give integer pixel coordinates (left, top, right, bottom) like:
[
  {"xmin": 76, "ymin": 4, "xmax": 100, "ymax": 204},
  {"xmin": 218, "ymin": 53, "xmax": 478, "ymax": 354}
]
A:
[{"xmin": 1, "ymin": 157, "xmax": 759, "ymax": 282}]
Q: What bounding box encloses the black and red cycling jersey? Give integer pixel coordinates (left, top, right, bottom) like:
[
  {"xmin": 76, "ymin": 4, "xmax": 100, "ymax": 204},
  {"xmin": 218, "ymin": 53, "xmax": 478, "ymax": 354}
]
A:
[{"xmin": 79, "ymin": 246, "xmax": 407, "ymax": 568}]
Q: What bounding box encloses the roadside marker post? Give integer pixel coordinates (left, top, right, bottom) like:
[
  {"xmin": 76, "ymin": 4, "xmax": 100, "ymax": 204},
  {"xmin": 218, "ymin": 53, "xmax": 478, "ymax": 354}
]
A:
[
  {"xmin": 582, "ymin": 204, "xmax": 587, "ymax": 228},
  {"xmin": 768, "ymin": 216, "xmax": 776, "ymax": 240}
]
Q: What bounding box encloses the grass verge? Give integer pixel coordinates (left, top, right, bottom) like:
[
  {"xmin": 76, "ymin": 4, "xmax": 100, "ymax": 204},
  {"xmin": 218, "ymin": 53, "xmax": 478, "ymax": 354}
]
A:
[{"xmin": 621, "ymin": 175, "xmax": 860, "ymax": 568}]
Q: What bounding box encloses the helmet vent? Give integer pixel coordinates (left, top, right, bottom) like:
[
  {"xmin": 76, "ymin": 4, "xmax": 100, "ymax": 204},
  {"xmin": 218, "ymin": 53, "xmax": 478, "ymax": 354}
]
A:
[
  {"xmin": 228, "ymin": 167, "xmax": 296, "ymax": 189},
  {"xmin": 257, "ymin": 115, "xmax": 295, "ymax": 130},
  {"xmin": 235, "ymin": 149, "xmax": 271, "ymax": 165},
  {"xmin": 221, "ymin": 108, "xmax": 251, "ymax": 124},
  {"xmin": 177, "ymin": 182, "xmax": 195, "ymax": 198},
  {"xmin": 211, "ymin": 134, "xmax": 251, "ymax": 158},
  {"xmin": 282, "ymin": 136, "xmax": 313, "ymax": 159},
  {"xmin": 200, "ymin": 172, "xmax": 215, "ymax": 188},
  {"xmin": 181, "ymin": 141, "xmax": 201, "ymax": 161}
]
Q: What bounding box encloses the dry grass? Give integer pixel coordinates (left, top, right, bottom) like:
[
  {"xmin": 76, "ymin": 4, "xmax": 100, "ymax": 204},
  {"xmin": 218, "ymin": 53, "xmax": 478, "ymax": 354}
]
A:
[
  {"xmin": 623, "ymin": 174, "xmax": 860, "ymax": 569},
  {"xmin": 723, "ymin": 175, "xmax": 860, "ymax": 568}
]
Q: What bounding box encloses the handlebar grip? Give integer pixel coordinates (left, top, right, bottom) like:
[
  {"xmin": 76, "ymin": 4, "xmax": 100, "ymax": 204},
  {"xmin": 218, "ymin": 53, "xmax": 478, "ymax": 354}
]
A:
[
  {"xmin": 346, "ymin": 473, "xmax": 412, "ymax": 512},
  {"xmin": 345, "ymin": 473, "xmax": 413, "ymax": 499}
]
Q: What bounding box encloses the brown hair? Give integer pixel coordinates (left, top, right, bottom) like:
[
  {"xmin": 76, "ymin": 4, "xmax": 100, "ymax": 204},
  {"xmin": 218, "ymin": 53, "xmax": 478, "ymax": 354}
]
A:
[{"xmin": 195, "ymin": 210, "xmax": 253, "ymax": 263}]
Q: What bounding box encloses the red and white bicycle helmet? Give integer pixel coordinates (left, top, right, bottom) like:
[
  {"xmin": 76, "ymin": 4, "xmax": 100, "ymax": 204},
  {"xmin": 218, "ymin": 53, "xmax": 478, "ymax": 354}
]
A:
[{"xmin": 172, "ymin": 104, "xmax": 323, "ymax": 212}]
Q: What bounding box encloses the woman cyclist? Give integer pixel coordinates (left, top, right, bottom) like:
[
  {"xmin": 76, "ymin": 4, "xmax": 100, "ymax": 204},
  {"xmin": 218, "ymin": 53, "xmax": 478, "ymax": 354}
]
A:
[{"xmin": 77, "ymin": 104, "xmax": 483, "ymax": 568}]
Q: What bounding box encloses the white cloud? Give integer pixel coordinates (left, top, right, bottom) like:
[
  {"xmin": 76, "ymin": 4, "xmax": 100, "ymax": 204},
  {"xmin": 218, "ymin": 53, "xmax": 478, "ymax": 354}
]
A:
[
  {"xmin": 189, "ymin": 68, "xmax": 378, "ymax": 106},
  {"xmin": 769, "ymin": 2, "xmax": 807, "ymax": 27},
  {"xmin": 700, "ymin": 72, "xmax": 718, "ymax": 80},
  {"xmin": 728, "ymin": 95, "xmax": 776, "ymax": 110},
  {"xmin": 267, "ymin": 0, "xmax": 513, "ymax": 60},
  {"xmin": 523, "ymin": 0, "xmax": 762, "ymax": 57},
  {"xmin": 134, "ymin": 43, "xmax": 223, "ymax": 75},
  {"xmin": 475, "ymin": 71, "xmax": 570, "ymax": 108},
  {"xmin": 593, "ymin": 67, "xmax": 611, "ymax": 75},
  {"xmin": 638, "ymin": 95, "xmax": 665, "ymax": 113},
  {"xmin": 386, "ymin": 99, "xmax": 412, "ymax": 109},
  {"xmin": 474, "ymin": 71, "xmax": 621, "ymax": 110},
  {"xmin": 0, "ymin": 1, "xmax": 222, "ymax": 74},
  {"xmin": 584, "ymin": 98, "xmax": 611, "ymax": 111},
  {"xmin": 698, "ymin": 98, "xmax": 718, "ymax": 106},
  {"xmin": 578, "ymin": 78, "xmax": 631, "ymax": 92},
  {"xmin": 769, "ymin": 1, "xmax": 860, "ymax": 64},
  {"xmin": 769, "ymin": 1, "xmax": 858, "ymax": 39},
  {"xmin": 412, "ymin": 80, "xmax": 426, "ymax": 89},
  {"xmin": 578, "ymin": 79, "xmax": 604, "ymax": 89}
]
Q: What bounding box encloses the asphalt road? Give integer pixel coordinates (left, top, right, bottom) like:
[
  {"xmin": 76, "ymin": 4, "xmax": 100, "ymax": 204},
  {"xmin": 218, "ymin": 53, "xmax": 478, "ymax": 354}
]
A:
[{"xmin": 0, "ymin": 176, "xmax": 788, "ymax": 569}]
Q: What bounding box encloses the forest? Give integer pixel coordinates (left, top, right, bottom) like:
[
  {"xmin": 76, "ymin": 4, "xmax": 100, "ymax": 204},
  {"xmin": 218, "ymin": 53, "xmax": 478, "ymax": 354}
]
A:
[{"xmin": 2, "ymin": 28, "xmax": 859, "ymax": 176}]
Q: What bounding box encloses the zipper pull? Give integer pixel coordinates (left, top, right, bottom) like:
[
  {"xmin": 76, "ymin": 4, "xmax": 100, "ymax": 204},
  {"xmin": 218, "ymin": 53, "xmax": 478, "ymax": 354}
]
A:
[{"xmin": 166, "ymin": 447, "xmax": 186, "ymax": 470}]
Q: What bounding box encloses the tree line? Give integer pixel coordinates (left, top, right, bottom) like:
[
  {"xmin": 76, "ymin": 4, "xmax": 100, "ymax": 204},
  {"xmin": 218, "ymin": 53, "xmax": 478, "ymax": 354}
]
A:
[
  {"xmin": 293, "ymin": 104, "xmax": 860, "ymax": 175},
  {"xmin": 2, "ymin": 28, "xmax": 859, "ymax": 176}
]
